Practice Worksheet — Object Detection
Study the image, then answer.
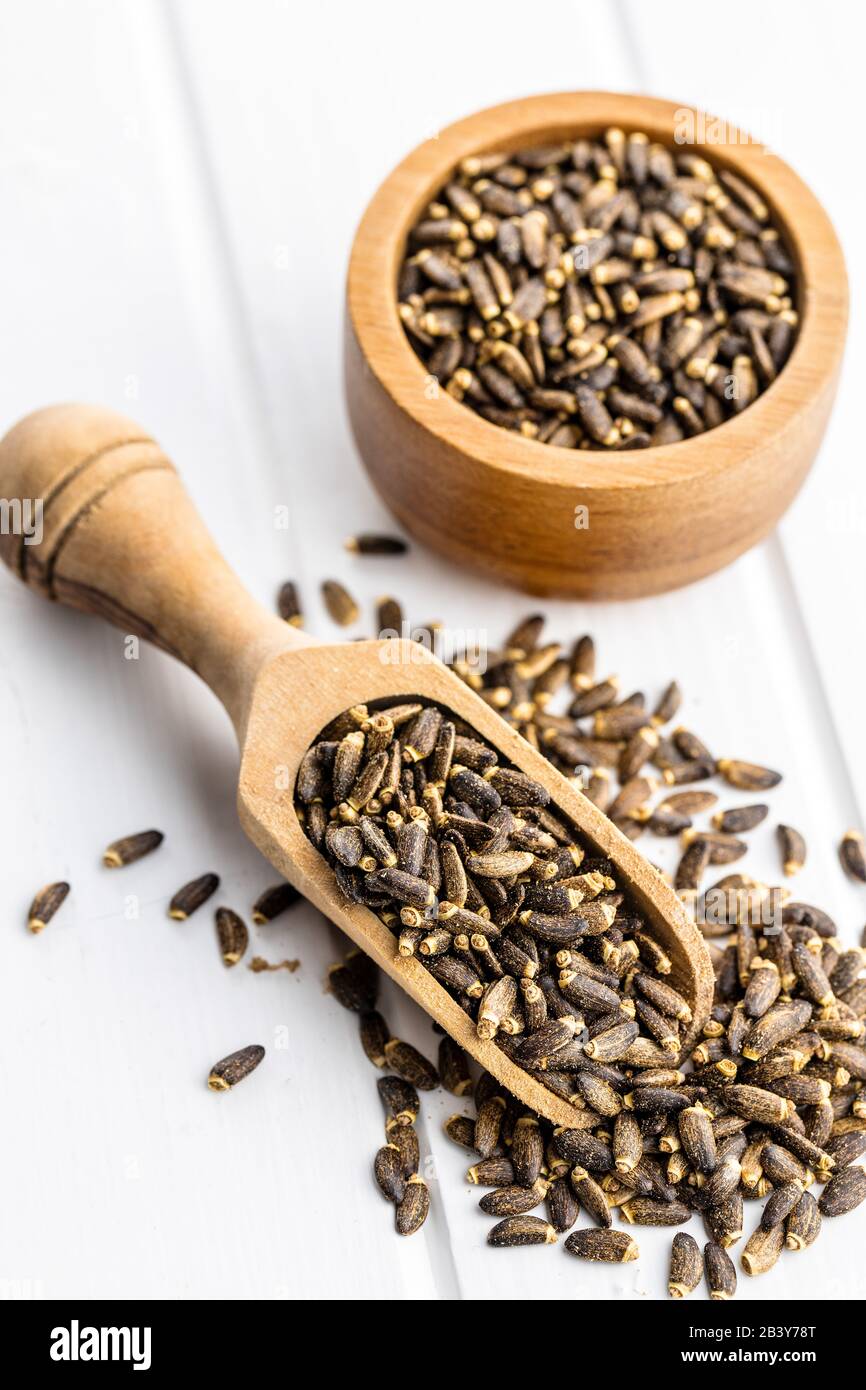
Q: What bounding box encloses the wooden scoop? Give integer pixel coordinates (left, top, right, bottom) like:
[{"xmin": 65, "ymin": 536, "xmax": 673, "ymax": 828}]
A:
[{"xmin": 0, "ymin": 404, "xmax": 713, "ymax": 1126}]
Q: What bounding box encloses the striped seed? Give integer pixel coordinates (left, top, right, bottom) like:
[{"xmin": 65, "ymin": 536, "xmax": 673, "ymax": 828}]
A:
[
  {"xmin": 215, "ymin": 907, "xmax": 248, "ymax": 967},
  {"xmin": 207, "ymin": 1044, "xmax": 265, "ymax": 1091},
  {"xmin": 103, "ymin": 829, "xmax": 164, "ymax": 868},
  {"xmin": 668, "ymin": 1232, "xmax": 702, "ymax": 1297},
  {"xmin": 27, "ymin": 881, "xmax": 70, "ymax": 934}
]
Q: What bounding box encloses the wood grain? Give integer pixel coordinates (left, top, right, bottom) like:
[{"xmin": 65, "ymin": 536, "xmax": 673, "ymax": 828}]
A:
[
  {"xmin": 0, "ymin": 401, "xmax": 713, "ymax": 1128},
  {"xmin": 346, "ymin": 91, "xmax": 848, "ymax": 598}
]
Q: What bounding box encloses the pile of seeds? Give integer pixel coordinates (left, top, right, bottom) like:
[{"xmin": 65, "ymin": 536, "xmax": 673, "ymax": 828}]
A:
[
  {"xmin": 398, "ymin": 129, "xmax": 797, "ymax": 448},
  {"xmin": 295, "ymin": 697, "xmax": 693, "ymax": 1107},
  {"xmin": 315, "ymin": 617, "xmax": 865, "ymax": 1294}
]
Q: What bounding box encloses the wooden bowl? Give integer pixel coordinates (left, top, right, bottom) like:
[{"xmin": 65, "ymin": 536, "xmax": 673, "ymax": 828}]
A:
[{"xmin": 345, "ymin": 92, "xmax": 848, "ymax": 599}]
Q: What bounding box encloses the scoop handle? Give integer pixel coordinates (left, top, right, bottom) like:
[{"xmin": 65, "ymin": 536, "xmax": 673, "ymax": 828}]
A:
[{"xmin": 0, "ymin": 404, "xmax": 306, "ymax": 731}]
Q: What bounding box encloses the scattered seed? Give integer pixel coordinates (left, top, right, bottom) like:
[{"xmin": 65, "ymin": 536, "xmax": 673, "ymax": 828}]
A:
[
  {"xmin": 785, "ymin": 1190, "xmax": 822, "ymax": 1251},
  {"xmin": 345, "ymin": 533, "xmax": 408, "ymax": 556},
  {"xmin": 384, "ymin": 1038, "xmax": 439, "ymax": 1090},
  {"xmin": 704, "ymin": 1240, "xmax": 737, "ymax": 1300},
  {"xmin": 741, "ymin": 1221, "xmax": 784, "ymax": 1276},
  {"xmin": 818, "ymin": 1166, "xmax": 866, "ymax": 1217},
  {"xmin": 321, "ymin": 579, "xmax": 360, "ymax": 626},
  {"xmin": 251, "ymin": 882, "xmax": 301, "ymax": 923},
  {"xmin": 717, "ymin": 759, "xmax": 782, "ymax": 792},
  {"xmin": 778, "ymin": 824, "xmax": 807, "ymax": 877},
  {"xmin": 668, "ymin": 1232, "xmax": 702, "ymax": 1297},
  {"xmin": 27, "ymin": 881, "xmax": 70, "ymax": 934},
  {"xmin": 389, "ymin": 1123, "xmax": 421, "ymax": 1178},
  {"xmin": 374, "ymin": 1145, "xmax": 406, "ymax": 1203},
  {"xmin": 565, "ymin": 1229, "xmax": 638, "ymax": 1263},
  {"xmin": 488, "ymin": 1215, "xmax": 557, "ymax": 1247},
  {"xmin": 277, "ymin": 580, "xmax": 303, "ymax": 626},
  {"xmin": 378, "ymin": 1075, "xmax": 419, "ymax": 1126},
  {"xmin": 207, "ymin": 1044, "xmax": 265, "ymax": 1091},
  {"xmin": 169, "ymin": 873, "xmax": 219, "ymax": 920},
  {"xmin": 395, "ymin": 1175, "xmax": 430, "ymax": 1235},
  {"xmin": 840, "ymin": 830, "xmax": 866, "ymax": 883},
  {"xmin": 103, "ymin": 830, "xmax": 164, "ymax": 868},
  {"xmin": 215, "ymin": 907, "xmax": 248, "ymax": 967}
]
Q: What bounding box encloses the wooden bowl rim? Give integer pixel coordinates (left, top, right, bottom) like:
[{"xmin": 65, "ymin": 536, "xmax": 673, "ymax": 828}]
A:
[{"xmin": 347, "ymin": 90, "xmax": 848, "ymax": 492}]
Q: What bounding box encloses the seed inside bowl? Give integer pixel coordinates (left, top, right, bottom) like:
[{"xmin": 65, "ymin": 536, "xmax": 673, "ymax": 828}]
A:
[{"xmin": 397, "ymin": 128, "xmax": 798, "ymax": 449}]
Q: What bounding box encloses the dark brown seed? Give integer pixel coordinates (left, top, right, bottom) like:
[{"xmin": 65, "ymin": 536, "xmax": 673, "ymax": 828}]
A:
[
  {"xmin": 675, "ymin": 838, "xmax": 710, "ymax": 894},
  {"xmin": 743, "ymin": 959, "xmax": 781, "ymax": 1018},
  {"xmin": 620, "ymin": 1198, "xmax": 692, "ymax": 1226},
  {"xmin": 475, "ymin": 1096, "xmax": 507, "ymax": 1158},
  {"xmin": 613, "ymin": 1112, "xmax": 643, "ymax": 1175},
  {"xmin": 565, "ymin": 1229, "xmax": 638, "ymax": 1262},
  {"xmin": 547, "ymin": 1178, "xmax": 580, "ymax": 1232},
  {"xmin": 791, "ymin": 943, "xmax": 834, "ymax": 1007},
  {"xmin": 374, "ymin": 1144, "xmax": 406, "ymax": 1203},
  {"xmin": 511, "ymin": 1116, "xmax": 544, "ymax": 1187},
  {"xmin": 761, "ymin": 1140, "xmax": 817, "ymax": 1188},
  {"xmin": 383, "ymin": 1038, "xmax": 438, "ymax": 1090},
  {"xmin": 712, "ymin": 803, "xmax": 768, "ymax": 833},
  {"xmin": 741, "ymin": 1221, "xmax": 784, "ymax": 1276},
  {"xmin": 488, "ymin": 1215, "xmax": 557, "ymax": 1247},
  {"xmin": 168, "ymin": 873, "xmax": 219, "ymax": 920},
  {"xmin": 778, "ymin": 824, "xmax": 806, "ymax": 876},
  {"xmin": 27, "ymin": 881, "xmax": 70, "ymax": 934},
  {"xmin": 760, "ymin": 1181, "xmax": 801, "ymax": 1231},
  {"xmin": 717, "ymin": 758, "xmax": 781, "ymax": 791},
  {"xmin": 215, "ymin": 907, "xmax": 248, "ymax": 967},
  {"xmin": 570, "ymin": 1168, "xmax": 612, "ymax": 1227},
  {"xmin": 840, "ymin": 830, "xmax": 866, "ymax": 883},
  {"xmin": 328, "ymin": 961, "xmax": 376, "ymax": 1012},
  {"xmin": 479, "ymin": 1179, "xmax": 548, "ymax": 1216},
  {"xmin": 635, "ymin": 974, "xmax": 692, "ymax": 1023},
  {"xmin": 378, "ymin": 1075, "xmax": 419, "ymax": 1126},
  {"xmin": 678, "ymin": 1104, "xmax": 718, "ymax": 1174},
  {"xmin": 359, "ymin": 1010, "xmax": 390, "ymax": 1067},
  {"xmin": 742, "ymin": 1000, "xmax": 813, "ymax": 1061},
  {"xmin": 376, "ymin": 595, "xmax": 404, "ymax": 634},
  {"xmin": 704, "ymin": 1192, "xmax": 744, "ymax": 1249},
  {"xmin": 724, "ymin": 1084, "xmax": 792, "ymax": 1125},
  {"xmin": 444, "ymin": 1113, "xmax": 477, "ymax": 1149},
  {"xmin": 321, "ymin": 578, "xmax": 359, "ymax": 626},
  {"xmin": 668, "ymin": 1232, "xmax": 702, "ymax": 1297},
  {"xmin": 388, "ymin": 1123, "xmax": 421, "ymax": 1178},
  {"xmin": 395, "ymin": 1175, "xmax": 430, "ymax": 1235},
  {"xmin": 824, "ymin": 1131, "xmax": 866, "ymax": 1168},
  {"xmin": 652, "ymin": 680, "xmax": 683, "ymax": 726},
  {"xmin": 467, "ymin": 1156, "xmax": 514, "ymax": 1185},
  {"xmin": 207, "ymin": 1044, "xmax": 265, "ymax": 1091},
  {"xmin": 344, "ymin": 533, "xmax": 408, "ymax": 556},
  {"xmin": 103, "ymin": 829, "xmax": 164, "ymax": 868},
  {"xmin": 277, "ymin": 580, "xmax": 302, "ymax": 625},
  {"xmin": 704, "ymin": 1240, "xmax": 737, "ymax": 1300},
  {"xmin": 819, "ymin": 1166, "xmax": 866, "ymax": 1216},
  {"xmin": 785, "ymin": 1190, "xmax": 821, "ymax": 1251},
  {"xmin": 438, "ymin": 1036, "xmax": 473, "ymax": 1095},
  {"xmin": 251, "ymin": 882, "xmax": 301, "ymax": 923}
]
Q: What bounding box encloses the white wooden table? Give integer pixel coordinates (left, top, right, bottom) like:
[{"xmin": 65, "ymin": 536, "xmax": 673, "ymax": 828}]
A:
[{"xmin": 1, "ymin": 0, "xmax": 863, "ymax": 1301}]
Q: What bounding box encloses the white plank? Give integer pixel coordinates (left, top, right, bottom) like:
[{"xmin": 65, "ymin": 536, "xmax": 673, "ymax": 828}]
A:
[
  {"xmin": 0, "ymin": 0, "xmax": 429, "ymax": 1300},
  {"xmin": 620, "ymin": 0, "xmax": 866, "ymax": 818}
]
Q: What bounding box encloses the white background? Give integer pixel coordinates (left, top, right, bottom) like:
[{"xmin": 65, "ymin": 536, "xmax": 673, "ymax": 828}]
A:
[{"xmin": 0, "ymin": 0, "xmax": 864, "ymax": 1301}]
